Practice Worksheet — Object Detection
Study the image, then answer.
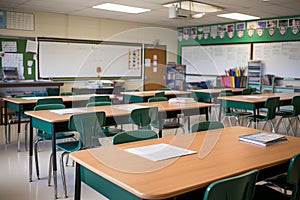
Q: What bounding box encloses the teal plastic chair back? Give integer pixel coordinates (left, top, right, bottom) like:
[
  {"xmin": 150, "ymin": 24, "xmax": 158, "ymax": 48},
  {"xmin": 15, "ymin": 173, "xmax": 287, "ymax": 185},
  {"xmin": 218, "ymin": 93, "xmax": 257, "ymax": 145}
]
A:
[
  {"xmin": 158, "ymin": 87, "xmax": 171, "ymax": 91},
  {"xmin": 14, "ymin": 93, "xmax": 36, "ymax": 98},
  {"xmin": 264, "ymin": 97, "xmax": 280, "ymax": 120},
  {"xmin": 34, "ymin": 103, "xmax": 65, "ymax": 111},
  {"xmin": 148, "ymin": 97, "xmax": 168, "ymax": 102},
  {"xmin": 60, "ymin": 91, "xmax": 75, "ymax": 96},
  {"xmin": 69, "ymin": 111, "xmax": 106, "ymax": 149},
  {"xmin": 190, "ymin": 121, "xmax": 224, "ymax": 133},
  {"xmin": 36, "ymin": 98, "xmax": 63, "ymax": 105},
  {"xmin": 286, "ymin": 153, "xmax": 300, "ymax": 200},
  {"xmin": 86, "ymin": 101, "xmax": 112, "ymax": 107},
  {"xmin": 46, "ymin": 88, "xmax": 60, "ymax": 96},
  {"xmin": 203, "ymin": 169, "xmax": 259, "ymax": 200},
  {"xmin": 242, "ymin": 88, "xmax": 253, "ymax": 95},
  {"xmin": 112, "ymin": 130, "xmax": 158, "ymax": 145},
  {"xmin": 154, "ymin": 91, "xmax": 165, "ymax": 97},
  {"xmin": 88, "ymin": 95, "xmax": 110, "ymax": 103},
  {"xmin": 129, "ymin": 107, "xmax": 158, "ymax": 129},
  {"xmin": 291, "ymin": 96, "xmax": 300, "ymax": 116}
]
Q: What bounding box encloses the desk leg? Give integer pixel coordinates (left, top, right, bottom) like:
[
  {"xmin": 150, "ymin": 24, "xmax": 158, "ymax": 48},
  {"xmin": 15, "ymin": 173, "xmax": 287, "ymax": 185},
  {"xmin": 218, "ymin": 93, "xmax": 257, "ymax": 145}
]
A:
[
  {"xmin": 4, "ymin": 101, "xmax": 7, "ymax": 144},
  {"xmin": 29, "ymin": 117, "xmax": 33, "ymax": 182},
  {"xmin": 52, "ymin": 124, "xmax": 58, "ymax": 199},
  {"xmin": 218, "ymin": 101, "xmax": 223, "ymax": 121},
  {"xmin": 205, "ymin": 107, "xmax": 209, "ymax": 121},
  {"xmin": 158, "ymin": 114, "xmax": 163, "ymax": 138},
  {"xmin": 74, "ymin": 163, "xmax": 81, "ymax": 200},
  {"xmin": 17, "ymin": 105, "xmax": 22, "ymax": 151},
  {"xmin": 253, "ymin": 106, "xmax": 257, "ymax": 129}
]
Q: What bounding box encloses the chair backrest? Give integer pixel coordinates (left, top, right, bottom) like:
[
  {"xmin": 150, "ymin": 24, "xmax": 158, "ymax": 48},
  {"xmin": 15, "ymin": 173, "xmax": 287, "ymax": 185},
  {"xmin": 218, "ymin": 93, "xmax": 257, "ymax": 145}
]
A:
[
  {"xmin": 291, "ymin": 96, "xmax": 300, "ymax": 116},
  {"xmin": 129, "ymin": 107, "xmax": 158, "ymax": 129},
  {"xmin": 86, "ymin": 101, "xmax": 112, "ymax": 107},
  {"xmin": 148, "ymin": 97, "xmax": 168, "ymax": 102},
  {"xmin": 154, "ymin": 91, "xmax": 165, "ymax": 97},
  {"xmin": 203, "ymin": 169, "xmax": 259, "ymax": 200},
  {"xmin": 190, "ymin": 121, "xmax": 224, "ymax": 133},
  {"xmin": 219, "ymin": 90, "xmax": 233, "ymax": 96},
  {"xmin": 46, "ymin": 88, "xmax": 60, "ymax": 96},
  {"xmin": 60, "ymin": 91, "xmax": 75, "ymax": 96},
  {"xmin": 34, "ymin": 103, "xmax": 65, "ymax": 111},
  {"xmin": 88, "ymin": 95, "xmax": 111, "ymax": 103},
  {"xmin": 14, "ymin": 93, "xmax": 36, "ymax": 98},
  {"xmin": 69, "ymin": 111, "xmax": 106, "ymax": 149},
  {"xmin": 242, "ymin": 88, "xmax": 253, "ymax": 95},
  {"xmin": 112, "ymin": 130, "xmax": 158, "ymax": 145},
  {"xmin": 264, "ymin": 97, "xmax": 280, "ymax": 120},
  {"xmin": 286, "ymin": 152, "xmax": 300, "ymax": 200},
  {"xmin": 158, "ymin": 87, "xmax": 171, "ymax": 91},
  {"xmin": 36, "ymin": 98, "xmax": 63, "ymax": 105}
]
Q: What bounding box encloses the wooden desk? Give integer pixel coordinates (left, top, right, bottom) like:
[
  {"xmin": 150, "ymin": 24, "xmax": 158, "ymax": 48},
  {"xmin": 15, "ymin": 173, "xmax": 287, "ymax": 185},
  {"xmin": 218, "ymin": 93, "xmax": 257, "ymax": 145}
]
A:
[
  {"xmin": 3, "ymin": 94, "xmax": 115, "ymax": 148},
  {"xmin": 121, "ymin": 90, "xmax": 191, "ymax": 103},
  {"xmin": 70, "ymin": 126, "xmax": 300, "ymax": 200},
  {"xmin": 218, "ymin": 92, "xmax": 300, "ymax": 126},
  {"xmin": 190, "ymin": 88, "xmax": 244, "ymax": 102},
  {"xmin": 25, "ymin": 101, "xmax": 212, "ymax": 198}
]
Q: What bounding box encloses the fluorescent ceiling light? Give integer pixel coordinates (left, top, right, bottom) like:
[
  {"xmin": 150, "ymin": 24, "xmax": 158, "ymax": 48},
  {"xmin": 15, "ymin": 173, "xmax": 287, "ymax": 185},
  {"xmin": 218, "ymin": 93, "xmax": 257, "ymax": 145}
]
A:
[
  {"xmin": 93, "ymin": 3, "xmax": 150, "ymax": 14},
  {"xmin": 163, "ymin": 1, "xmax": 222, "ymax": 13},
  {"xmin": 217, "ymin": 13, "xmax": 260, "ymax": 21}
]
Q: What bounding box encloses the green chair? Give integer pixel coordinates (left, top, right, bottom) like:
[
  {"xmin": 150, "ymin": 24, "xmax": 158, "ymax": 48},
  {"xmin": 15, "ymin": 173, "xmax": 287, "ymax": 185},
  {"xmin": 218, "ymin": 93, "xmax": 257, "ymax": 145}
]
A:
[
  {"xmin": 242, "ymin": 88, "xmax": 253, "ymax": 95},
  {"xmin": 88, "ymin": 95, "xmax": 111, "ymax": 103},
  {"xmin": 148, "ymin": 97, "xmax": 185, "ymax": 135},
  {"xmin": 112, "ymin": 129, "xmax": 158, "ymax": 145},
  {"xmin": 60, "ymin": 91, "xmax": 76, "ymax": 96},
  {"xmin": 275, "ymin": 96, "xmax": 300, "ymax": 136},
  {"xmin": 7, "ymin": 93, "xmax": 36, "ymax": 151},
  {"xmin": 33, "ymin": 103, "xmax": 75, "ymax": 180},
  {"xmin": 190, "ymin": 121, "xmax": 224, "ymax": 133},
  {"xmin": 158, "ymin": 87, "xmax": 172, "ymax": 91},
  {"xmin": 86, "ymin": 101, "xmax": 122, "ymax": 136},
  {"xmin": 129, "ymin": 107, "xmax": 158, "ymax": 130},
  {"xmin": 49, "ymin": 111, "xmax": 106, "ymax": 198},
  {"xmin": 254, "ymin": 152, "xmax": 300, "ymax": 200},
  {"xmin": 246, "ymin": 97, "xmax": 280, "ymax": 132},
  {"xmin": 46, "ymin": 87, "xmax": 60, "ymax": 96},
  {"xmin": 154, "ymin": 91, "xmax": 165, "ymax": 97},
  {"xmin": 203, "ymin": 169, "xmax": 259, "ymax": 200},
  {"xmin": 36, "ymin": 97, "xmax": 63, "ymax": 105}
]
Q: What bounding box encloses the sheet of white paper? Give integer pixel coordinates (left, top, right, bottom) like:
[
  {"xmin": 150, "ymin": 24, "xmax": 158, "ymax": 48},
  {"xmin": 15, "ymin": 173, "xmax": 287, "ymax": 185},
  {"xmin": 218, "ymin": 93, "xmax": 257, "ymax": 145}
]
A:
[
  {"xmin": 125, "ymin": 143, "xmax": 196, "ymax": 162},
  {"xmin": 22, "ymin": 97, "xmax": 47, "ymax": 100},
  {"xmin": 115, "ymin": 104, "xmax": 150, "ymax": 111},
  {"xmin": 50, "ymin": 108, "xmax": 88, "ymax": 115}
]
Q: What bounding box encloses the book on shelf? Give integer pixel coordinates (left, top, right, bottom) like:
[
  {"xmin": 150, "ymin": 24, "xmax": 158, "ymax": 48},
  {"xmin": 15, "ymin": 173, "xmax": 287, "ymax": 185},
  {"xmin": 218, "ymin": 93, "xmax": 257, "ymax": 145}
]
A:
[{"xmin": 238, "ymin": 132, "xmax": 287, "ymax": 146}]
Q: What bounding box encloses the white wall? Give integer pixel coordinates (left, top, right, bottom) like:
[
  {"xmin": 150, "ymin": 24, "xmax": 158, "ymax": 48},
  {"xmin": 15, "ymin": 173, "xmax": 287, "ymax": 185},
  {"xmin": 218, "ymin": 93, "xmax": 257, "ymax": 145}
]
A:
[{"xmin": 1, "ymin": 11, "xmax": 178, "ymax": 91}]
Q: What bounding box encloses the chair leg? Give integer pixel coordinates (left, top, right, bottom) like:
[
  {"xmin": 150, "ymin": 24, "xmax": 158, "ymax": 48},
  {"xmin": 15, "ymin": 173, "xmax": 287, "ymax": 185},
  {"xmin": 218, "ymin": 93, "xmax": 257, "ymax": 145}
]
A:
[
  {"xmin": 60, "ymin": 152, "xmax": 69, "ymax": 198},
  {"xmin": 275, "ymin": 117, "xmax": 283, "ymax": 132},
  {"xmin": 34, "ymin": 139, "xmax": 41, "ymax": 179},
  {"xmin": 48, "ymin": 153, "xmax": 53, "ymax": 186},
  {"xmin": 8, "ymin": 121, "xmax": 11, "ymax": 144},
  {"xmin": 25, "ymin": 123, "xmax": 28, "ymax": 151},
  {"xmin": 287, "ymin": 117, "xmax": 296, "ymax": 136},
  {"xmin": 17, "ymin": 130, "xmax": 21, "ymax": 152},
  {"xmin": 282, "ymin": 119, "xmax": 289, "ymax": 135}
]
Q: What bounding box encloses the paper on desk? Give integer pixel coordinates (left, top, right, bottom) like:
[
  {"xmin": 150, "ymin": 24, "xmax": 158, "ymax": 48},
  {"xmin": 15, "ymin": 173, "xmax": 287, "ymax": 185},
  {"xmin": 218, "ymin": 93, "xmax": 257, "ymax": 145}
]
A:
[
  {"xmin": 115, "ymin": 104, "xmax": 150, "ymax": 111},
  {"xmin": 50, "ymin": 108, "xmax": 88, "ymax": 115},
  {"xmin": 125, "ymin": 143, "xmax": 196, "ymax": 161}
]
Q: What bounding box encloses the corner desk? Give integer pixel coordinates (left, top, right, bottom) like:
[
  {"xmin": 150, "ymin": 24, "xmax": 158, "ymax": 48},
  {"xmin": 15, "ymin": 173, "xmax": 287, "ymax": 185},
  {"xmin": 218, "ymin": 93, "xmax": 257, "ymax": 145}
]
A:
[
  {"xmin": 218, "ymin": 92, "xmax": 300, "ymax": 127},
  {"xmin": 25, "ymin": 101, "xmax": 212, "ymax": 198},
  {"xmin": 70, "ymin": 126, "xmax": 300, "ymax": 200}
]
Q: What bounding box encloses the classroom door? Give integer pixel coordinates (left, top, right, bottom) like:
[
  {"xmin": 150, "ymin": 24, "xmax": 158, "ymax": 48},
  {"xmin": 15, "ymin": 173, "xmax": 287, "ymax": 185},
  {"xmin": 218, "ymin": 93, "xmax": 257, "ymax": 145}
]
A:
[{"xmin": 144, "ymin": 45, "xmax": 166, "ymax": 91}]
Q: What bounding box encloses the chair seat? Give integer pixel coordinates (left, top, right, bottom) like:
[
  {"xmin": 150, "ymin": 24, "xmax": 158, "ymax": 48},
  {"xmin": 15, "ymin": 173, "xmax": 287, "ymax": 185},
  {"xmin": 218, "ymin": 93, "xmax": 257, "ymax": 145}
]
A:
[
  {"xmin": 9, "ymin": 117, "xmax": 30, "ymax": 123},
  {"xmin": 56, "ymin": 140, "xmax": 81, "ymax": 153},
  {"xmin": 162, "ymin": 121, "xmax": 183, "ymax": 129},
  {"xmin": 254, "ymin": 184, "xmax": 290, "ymax": 200},
  {"xmin": 101, "ymin": 127, "xmax": 123, "ymax": 136},
  {"xmin": 276, "ymin": 110, "xmax": 295, "ymax": 117},
  {"xmin": 226, "ymin": 110, "xmax": 252, "ymax": 117},
  {"xmin": 36, "ymin": 131, "xmax": 75, "ymax": 140},
  {"xmin": 246, "ymin": 115, "xmax": 269, "ymax": 121}
]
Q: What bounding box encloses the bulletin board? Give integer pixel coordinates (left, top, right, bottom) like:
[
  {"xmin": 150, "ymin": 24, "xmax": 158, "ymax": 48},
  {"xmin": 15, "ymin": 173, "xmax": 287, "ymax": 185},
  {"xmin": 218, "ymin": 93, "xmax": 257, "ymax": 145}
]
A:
[{"xmin": 38, "ymin": 39, "xmax": 142, "ymax": 78}]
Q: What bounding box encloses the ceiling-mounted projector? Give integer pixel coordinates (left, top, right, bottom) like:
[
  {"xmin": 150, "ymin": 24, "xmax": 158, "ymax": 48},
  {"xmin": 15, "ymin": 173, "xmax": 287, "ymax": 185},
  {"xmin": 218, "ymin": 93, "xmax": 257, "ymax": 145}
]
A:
[{"xmin": 169, "ymin": 6, "xmax": 192, "ymax": 19}]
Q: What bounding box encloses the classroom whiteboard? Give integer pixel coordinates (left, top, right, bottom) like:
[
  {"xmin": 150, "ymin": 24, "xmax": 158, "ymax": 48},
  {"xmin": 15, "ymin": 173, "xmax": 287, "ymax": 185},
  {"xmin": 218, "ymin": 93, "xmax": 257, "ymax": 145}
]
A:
[
  {"xmin": 253, "ymin": 41, "xmax": 300, "ymax": 77},
  {"xmin": 38, "ymin": 41, "xmax": 142, "ymax": 78},
  {"xmin": 181, "ymin": 44, "xmax": 251, "ymax": 75}
]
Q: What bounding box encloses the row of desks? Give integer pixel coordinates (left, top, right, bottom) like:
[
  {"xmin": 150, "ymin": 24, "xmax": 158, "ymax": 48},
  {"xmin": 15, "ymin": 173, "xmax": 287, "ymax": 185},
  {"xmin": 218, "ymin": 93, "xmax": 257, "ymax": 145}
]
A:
[{"xmin": 3, "ymin": 89, "xmax": 300, "ymax": 199}]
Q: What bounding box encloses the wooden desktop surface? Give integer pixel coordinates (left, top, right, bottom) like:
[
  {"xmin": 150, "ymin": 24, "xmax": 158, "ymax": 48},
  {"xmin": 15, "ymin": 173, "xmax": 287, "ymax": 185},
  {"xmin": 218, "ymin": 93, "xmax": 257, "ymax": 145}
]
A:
[
  {"xmin": 121, "ymin": 90, "xmax": 191, "ymax": 97},
  {"xmin": 25, "ymin": 101, "xmax": 212, "ymax": 123},
  {"xmin": 218, "ymin": 92, "xmax": 300, "ymax": 103},
  {"xmin": 189, "ymin": 88, "xmax": 244, "ymax": 94},
  {"xmin": 2, "ymin": 94, "xmax": 115, "ymax": 105},
  {"xmin": 70, "ymin": 126, "xmax": 300, "ymax": 199}
]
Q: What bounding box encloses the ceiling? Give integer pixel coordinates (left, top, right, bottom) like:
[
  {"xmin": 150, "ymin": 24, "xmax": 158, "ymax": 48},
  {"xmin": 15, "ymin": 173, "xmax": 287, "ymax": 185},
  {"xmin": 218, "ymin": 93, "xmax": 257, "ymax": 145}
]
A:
[{"xmin": 1, "ymin": 0, "xmax": 300, "ymax": 28}]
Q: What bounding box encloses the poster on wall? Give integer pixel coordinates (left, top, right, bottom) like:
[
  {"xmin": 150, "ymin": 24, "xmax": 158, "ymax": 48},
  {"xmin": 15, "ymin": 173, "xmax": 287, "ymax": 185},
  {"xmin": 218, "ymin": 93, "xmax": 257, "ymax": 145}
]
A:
[
  {"xmin": 210, "ymin": 25, "xmax": 218, "ymax": 39},
  {"xmin": 183, "ymin": 27, "xmax": 190, "ymax": 40},
  {"xmin": 217, "ymin": 25, "xmax": 226, "ymax": 39},
  {"xmin": 203, "ymin": 26, "xmax": 210, "ymax": 39},
  {"xmin": 227, "ymin": 24, "xmax": 234, "ymax": 38},
  {"xmin": 247, "ymin": 21, "xmax": 258, "ymax": 37},
  {"xmin": 178, "ymin": 29, "xmax": 183, "ymax": 41},
  {"xmin": 257, "ymin": 20, "xmax": 266, "ymax": 37},
  {"xmin": 191, "ymin": 27, "xmax": 197, "ymax": 39},
  {"xmin": 267, "ymin": 19, "xmax": 277, "ymax": 36},
  {"xmin": 278, "ymin": 19, "xmax": 288, "ymax": 35},
  {"xmin": 236, "ymin": 22, "xmax": 245, "ymax": 38},
  {"xmin": 289, "ymin": 18, "xmax": 300, "ymax": 35},
  {"xmin": 197, "ymin": 27, "xmax": 203, "ymax": 40}
]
